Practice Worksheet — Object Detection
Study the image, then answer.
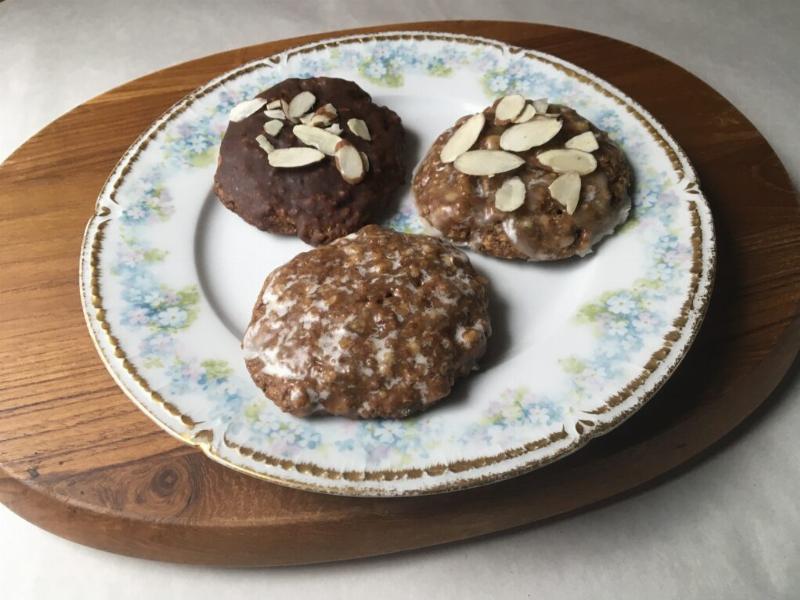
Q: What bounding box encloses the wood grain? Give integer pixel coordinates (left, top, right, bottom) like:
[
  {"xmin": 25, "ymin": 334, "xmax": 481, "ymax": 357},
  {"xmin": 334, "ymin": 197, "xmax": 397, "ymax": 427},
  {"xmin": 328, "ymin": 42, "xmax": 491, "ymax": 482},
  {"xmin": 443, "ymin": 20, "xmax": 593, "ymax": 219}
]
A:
[{"xmin": 1, "ymin": 20, "xmax": 799, "ymax": 566}]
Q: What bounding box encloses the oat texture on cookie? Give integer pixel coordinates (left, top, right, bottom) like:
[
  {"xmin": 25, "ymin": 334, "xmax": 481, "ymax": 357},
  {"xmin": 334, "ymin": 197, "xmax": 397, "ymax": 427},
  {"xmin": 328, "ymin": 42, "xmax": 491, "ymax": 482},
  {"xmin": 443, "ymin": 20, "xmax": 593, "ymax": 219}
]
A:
[
  {"xmin": 413, "ymin": 96, "xmax": 632, "ymax": 261},
  {"xmin": 243, "ymin": 225, "xmax": 491, "ymax": 420}
]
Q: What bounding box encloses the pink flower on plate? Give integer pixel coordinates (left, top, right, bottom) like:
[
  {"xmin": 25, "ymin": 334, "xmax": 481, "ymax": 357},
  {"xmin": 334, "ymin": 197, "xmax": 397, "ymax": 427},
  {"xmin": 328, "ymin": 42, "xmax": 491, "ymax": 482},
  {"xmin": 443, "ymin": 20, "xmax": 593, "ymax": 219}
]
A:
[
  {"xmin": 119, "ymin": 249, "xmax": 143, "ymax": 267},
  {"xmin": 126, "ymin": 307, "xmax": 149, "ymax": 325}
]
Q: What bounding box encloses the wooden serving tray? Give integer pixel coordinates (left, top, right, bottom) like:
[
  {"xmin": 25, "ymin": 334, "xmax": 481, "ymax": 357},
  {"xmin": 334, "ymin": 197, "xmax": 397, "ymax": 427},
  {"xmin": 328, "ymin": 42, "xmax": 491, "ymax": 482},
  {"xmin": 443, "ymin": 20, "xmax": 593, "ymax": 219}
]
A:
[{"xmin": 1, "ymin": 21, "xmax": 799, "ymax": 566}]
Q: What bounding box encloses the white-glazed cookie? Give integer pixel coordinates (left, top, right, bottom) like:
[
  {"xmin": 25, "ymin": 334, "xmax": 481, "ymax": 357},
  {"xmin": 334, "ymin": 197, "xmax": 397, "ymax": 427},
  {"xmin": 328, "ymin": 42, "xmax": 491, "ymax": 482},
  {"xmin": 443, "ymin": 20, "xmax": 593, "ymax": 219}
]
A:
[{"xmin": 243, "ymin": 225, "xmax": 491, "ymax": 419}]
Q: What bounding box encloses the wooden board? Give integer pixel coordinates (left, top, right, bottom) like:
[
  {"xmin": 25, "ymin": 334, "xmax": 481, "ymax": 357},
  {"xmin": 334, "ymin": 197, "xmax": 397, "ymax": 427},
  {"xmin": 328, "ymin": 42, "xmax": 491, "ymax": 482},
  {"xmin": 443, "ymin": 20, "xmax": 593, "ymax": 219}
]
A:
[{"xmin": 1, "ymin": 20, "xmax": 799, "ymax": 566}]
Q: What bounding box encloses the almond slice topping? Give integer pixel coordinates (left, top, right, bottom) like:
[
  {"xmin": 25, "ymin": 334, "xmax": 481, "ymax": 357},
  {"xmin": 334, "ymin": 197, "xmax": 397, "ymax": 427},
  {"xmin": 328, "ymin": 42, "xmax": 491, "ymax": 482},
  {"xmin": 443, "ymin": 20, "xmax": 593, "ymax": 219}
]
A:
[
  {"xmin": 334, "ymin": 140, "xmax": 365, "ymax": 184},
  {"xmin": 229, "ymin": 98, "xmax": 267, "ymax": 122},
  {"xmin": 499, "ymin": 118, "xmax": 563, "ymax": 152},
  {"xmin": 267, "ymin": 147, "xmax": 325, "ymax": 168},
  {"xmin": 532, "ymin": 98, "xmax": 549, "ymax": 114},
  {"xmin": 299, "ymin": 113, "xmax": 315, "ymax": 125},
  {"xmin": 537, "ymin": 149, "xmax": 597, "ymax": 175},
  {"xmin": 292, "ymin": 124, "xmax": 342, "ymax": 156},
  {"xmin": 565, "ymin": 131, "xmax": 599, "ymax": 152},
  {"xmin": 263, "ymin": 108, "xmax": 286, "ymax": 120},
  {"xmin": 317, "ymin": 103, "xmax": 338, "ymax": 118},
  {"xmin": 263, "ymin": 120, "xmax": 283, "ymax": 136},
  {"xmin": 288, "ymin": 91, "xmax": 316, "ymax": 120},
  {"xmin": 454, "ymin": 150, "xmax": 525, "ymax": 176},
  {"xmin": 265, "ymin": 99, "xmax": 282, "ymax": 110},
  {"xmin": 360, "ymin": 151, "xmax": 370, "ymax": 172},
  {"xmin": 308, "ymin": 114, "xmax": 330, "ymax": 127},
  {"xmin": 309, "ymin": 104, "xmax": 337, "ymax": 127},
  {"xmin": 513, "ymin": 103, "xmax": 537, "ymax": 123},
  {"xmin": 439, "ymin": 113, "xmax": 485, "ymax": 163},
  {"xmin": 347, "ymin": 118, "xmax": 371, "ymax": 141},
  {"xmin": 325, "ymin": 123, "xmax": 343, "ymax": 135},
  {"xmin": 255, "ymin": 134, "xmax": 274, "ymax": 154},
  {"xmin": 494, "ymin": 176, "xmax": 526, "ymax": 212},
  {"xmin": 494, "ymin": 94, "xmax": 526, "ymax": 124},
  {"xmin": 548, "ymin": 172, "xmax": 582, "ymax": 214},
  {"xmin": 280, "ymin": 99, "xmax": 292, "ymax": 121}
]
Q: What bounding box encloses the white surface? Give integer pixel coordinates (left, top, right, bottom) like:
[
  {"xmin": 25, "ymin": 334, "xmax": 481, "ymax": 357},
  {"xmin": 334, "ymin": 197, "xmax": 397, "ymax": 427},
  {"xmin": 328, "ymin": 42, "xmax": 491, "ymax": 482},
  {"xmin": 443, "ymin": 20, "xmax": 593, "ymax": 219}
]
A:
[{"xmin": 1, "ymin": 0, "xmax": 798, "ymax": 598}]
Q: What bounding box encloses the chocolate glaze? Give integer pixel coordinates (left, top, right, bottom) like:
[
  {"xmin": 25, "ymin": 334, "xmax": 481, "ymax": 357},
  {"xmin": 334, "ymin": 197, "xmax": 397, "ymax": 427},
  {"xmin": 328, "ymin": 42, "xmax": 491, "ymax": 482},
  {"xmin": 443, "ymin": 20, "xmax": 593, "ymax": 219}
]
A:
[{"xmin": 214, "ymin": 78, "xmax": 405, "ymax": 245}]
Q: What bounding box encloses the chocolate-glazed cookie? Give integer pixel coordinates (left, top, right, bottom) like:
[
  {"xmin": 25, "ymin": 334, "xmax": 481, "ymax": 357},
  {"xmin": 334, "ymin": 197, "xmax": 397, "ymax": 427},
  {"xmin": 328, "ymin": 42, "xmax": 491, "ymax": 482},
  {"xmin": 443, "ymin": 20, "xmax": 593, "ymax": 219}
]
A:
[
  {"xmin": 413, "ymin": 96, "xmax": 632, "ymax": 261},
  {"xmin": 214, "ymin": 77, "xmax": 405, "ymax": 245},
  {"xmin": 243, "ymin": 225, "xmax": 491, "ymax": 419}
]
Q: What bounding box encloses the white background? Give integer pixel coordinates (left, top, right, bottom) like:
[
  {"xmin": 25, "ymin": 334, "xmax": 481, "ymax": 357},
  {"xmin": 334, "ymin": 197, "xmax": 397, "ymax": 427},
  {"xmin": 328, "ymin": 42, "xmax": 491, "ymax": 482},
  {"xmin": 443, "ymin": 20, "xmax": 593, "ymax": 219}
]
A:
[{"xmin": 1, "ymin": 1, "xmax": 799, "ymax": 598}]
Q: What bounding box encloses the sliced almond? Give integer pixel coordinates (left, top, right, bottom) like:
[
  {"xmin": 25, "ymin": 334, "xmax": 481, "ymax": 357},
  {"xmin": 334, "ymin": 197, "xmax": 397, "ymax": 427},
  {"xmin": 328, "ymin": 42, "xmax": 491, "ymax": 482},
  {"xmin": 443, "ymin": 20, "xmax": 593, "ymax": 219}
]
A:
[
  {"xmin": 263, "ymin": 120, "xmax": 283, "ymax": 136},
  {"xmin": 265, "ymin": 99, "xmax": 282, "ymax": 110},
  {"xmin": 347, "ymin": 118, "xmax": 371, "ymax": 141},
  {"xmin": 537, "ymin": 149, "xmax": 597, "ymax": 175},
  {"xmin": 334, "ymin": 140, "xmax": 365, "ymax": 184},
  {"xmin": 267, "ymin": 147, "xmax": 325, "ymax": 168},
  {"xmin": 229, "ymin": 98, "xmax": 267, "ymax": 122},
  {"xmin": 453, "ymin": 150, "xmax": 525, "ymax": 176},
  {"xmin": 263, "ymin": 108, "xmax": 286, "ymax": 120},
  {"xmin": 317, "ymin": 103, "xmax": 337, "ymax": 118},
  {"xmin": 308, "ymin": 104, "xmax": 338, "ymax": 127},
  {"xmin": 255, "ymin": 134, "xmax": 274, "ymax": 154},
  {"xmin": 494, "ymin": 94, "xmax": 526, "ymax": 124},
  {"xmin": 532, "ymin": 98, "xmax": 549, "ymax": 114},
  {"xmin": 325, "ymin": 123, "xmax": 343, "ymax": 135},
  {"xmin": 288, "ymin": 91, "xmax": 316, "ymax": 120},
  {"xmin": 440, "ymin": 113, "xmax": 485, "ymax": 163},
  {"xmin": 513, "ymin": 103, "xmax": 537, "ymax": 123},
  {"xmin": 360, "ymin": 151, "xmax": 370, "ymax": 172},
  {"xmin": 279, "ymin": 99, "xmax": 291, "ymax": 121},
  {"xmin": 565, "ymin": 131, "xmax": 599, "ymax": 152},
  {"xmin": 292, "ymin": 124, "xmax": 342, "ymax": 156},
  {"xmin": 494, "ymin": 176, "xmax": 526, "ymax": 212},
  {"xmin": 534, "ymin": 113, "xmax": 560, "ymax": 119},
  {"xmin": 299, "ymin": 113, "xmax": 315, "ymax": 125},
  {"xmin": 548, "ymin": 172, "xmax": 582, "ymax": 214},
  {"xmin": 500, "ymin": 119, "xmax": 563, "ymax": 152}
]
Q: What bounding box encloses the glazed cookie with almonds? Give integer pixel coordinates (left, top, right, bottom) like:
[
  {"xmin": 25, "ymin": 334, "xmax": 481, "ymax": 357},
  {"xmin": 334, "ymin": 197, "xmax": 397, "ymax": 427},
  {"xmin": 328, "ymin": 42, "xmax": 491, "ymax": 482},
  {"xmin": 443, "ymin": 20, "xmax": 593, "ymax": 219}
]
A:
[
  {"xmin": 214, "ymin": 77, "xmax": 405, "ymax": 245},
  {"xmin": 413, "ymin": 95, "xmax": 632, "ymax": 261},
  {"xmin": 243, "ymin": 225, "xmax": 491, "ymax": 419}
]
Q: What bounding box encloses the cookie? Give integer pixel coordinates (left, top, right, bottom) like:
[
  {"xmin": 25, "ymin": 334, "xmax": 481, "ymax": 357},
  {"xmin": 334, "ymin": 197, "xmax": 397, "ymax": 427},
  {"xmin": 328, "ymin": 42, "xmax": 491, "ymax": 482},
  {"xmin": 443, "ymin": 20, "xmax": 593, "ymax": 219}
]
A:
[
  {"xmin": 413, "ymin": 97, "xmax": 632, "ymax": 261},
  {"xmin": 243, "ymin": 225, "xmax": 491, "ymax": 419},
  {"xmin": 214, "ymin": 77, "xmax": 405, "ymax": 246}
]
